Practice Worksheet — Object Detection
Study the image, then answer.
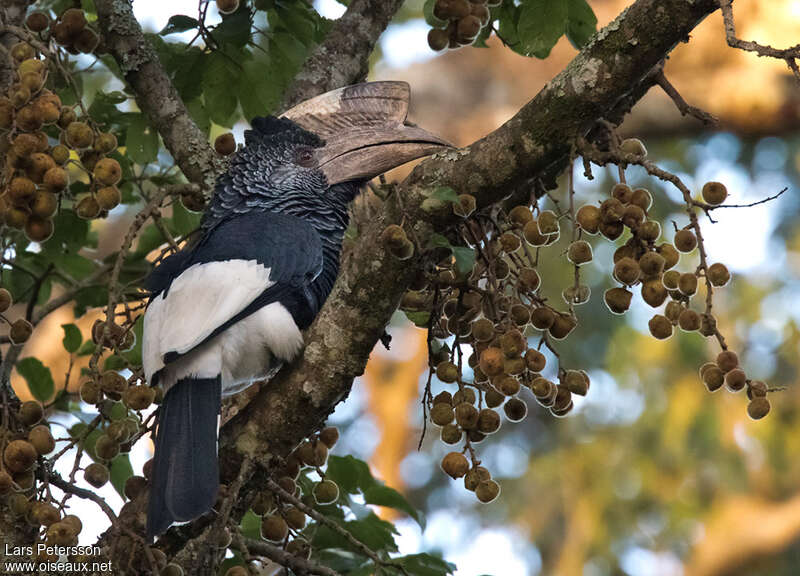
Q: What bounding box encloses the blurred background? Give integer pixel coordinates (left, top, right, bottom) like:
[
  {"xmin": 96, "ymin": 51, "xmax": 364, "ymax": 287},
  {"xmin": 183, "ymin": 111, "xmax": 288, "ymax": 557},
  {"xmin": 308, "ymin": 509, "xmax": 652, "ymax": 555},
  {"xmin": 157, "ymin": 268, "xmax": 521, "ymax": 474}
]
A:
[{"xmin": 12, "ymin": 1, "xmax": 800, "ymax": 574}]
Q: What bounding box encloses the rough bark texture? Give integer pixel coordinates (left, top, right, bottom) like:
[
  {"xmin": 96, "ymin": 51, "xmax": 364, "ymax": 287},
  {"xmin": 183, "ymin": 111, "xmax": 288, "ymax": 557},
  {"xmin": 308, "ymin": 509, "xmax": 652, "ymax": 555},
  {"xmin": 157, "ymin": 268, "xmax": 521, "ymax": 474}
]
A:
[
  {"xmin": 94, "ymin": 0, "xmax": 223, "ymax": 192},
  {"xmin": 215, "ymin": 0, "xmax": 720, "ymax": 484},
  {"xmin": 85, "ymin": 0, "xmax": 719, "ymax": 573},
  {"xmin": 280, "ymin": 0, "xmax": 406, "ymax": 110},
  {"xmin": 221, "ymin": 0, "xmax": 719, "ymax": 443}
]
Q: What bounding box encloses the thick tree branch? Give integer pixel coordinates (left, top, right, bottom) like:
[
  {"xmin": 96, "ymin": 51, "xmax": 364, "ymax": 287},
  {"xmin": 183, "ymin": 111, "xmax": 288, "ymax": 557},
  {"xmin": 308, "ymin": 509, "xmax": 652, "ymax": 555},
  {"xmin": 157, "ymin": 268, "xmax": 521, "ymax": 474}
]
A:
[
  {"xmin": 686, "ymin": 494, "xmax": 800, "ymax": 576},
  {"xmin": 281, "ymin": 0, "xmax": 405, "ymax": 109},
  {"xmin": 91, "ymin": 0, "xmax": 724, "ymax": 570},
  {"xmin": 216, "ymin": 0, "xmax": 721, "ymax": 523},
  {"xmin": 94, "ymin": 0, "xmax": 222, "ymax": 191}
]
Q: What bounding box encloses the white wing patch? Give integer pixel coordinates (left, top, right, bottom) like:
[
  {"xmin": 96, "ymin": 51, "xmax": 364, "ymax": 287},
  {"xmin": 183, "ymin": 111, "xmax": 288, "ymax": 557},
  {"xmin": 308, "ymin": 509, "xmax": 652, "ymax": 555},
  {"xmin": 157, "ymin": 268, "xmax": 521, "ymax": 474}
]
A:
[
  {"xmin": 143, "ymin": 260, "xmax": 271, "ymax": 382},
  {"xmin": 143, "ymin": 260, "xmax": 305, "ymax": 396}
]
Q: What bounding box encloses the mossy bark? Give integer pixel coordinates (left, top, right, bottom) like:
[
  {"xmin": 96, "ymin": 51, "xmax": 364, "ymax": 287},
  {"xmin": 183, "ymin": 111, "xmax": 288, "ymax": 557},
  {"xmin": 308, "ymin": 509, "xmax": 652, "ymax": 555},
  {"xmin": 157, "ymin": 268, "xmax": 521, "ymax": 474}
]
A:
[{"xmin": 85, "ymin": 0, "xmax": 719, "ymax": 572}]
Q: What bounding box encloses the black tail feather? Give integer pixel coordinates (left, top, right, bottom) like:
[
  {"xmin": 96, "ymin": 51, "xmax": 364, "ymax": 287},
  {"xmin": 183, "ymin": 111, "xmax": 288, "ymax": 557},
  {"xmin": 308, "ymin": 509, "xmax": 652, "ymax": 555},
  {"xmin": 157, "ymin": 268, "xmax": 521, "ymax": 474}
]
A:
[{"xmin": 146, "ymin": 377, "xmax": 221, "ymax": 540}]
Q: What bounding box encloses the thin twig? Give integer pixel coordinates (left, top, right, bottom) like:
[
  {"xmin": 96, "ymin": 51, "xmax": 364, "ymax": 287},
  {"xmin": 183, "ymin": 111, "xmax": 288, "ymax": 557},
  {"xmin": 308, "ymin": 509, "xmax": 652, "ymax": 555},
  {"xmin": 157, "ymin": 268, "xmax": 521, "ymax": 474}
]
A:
[
  {"xmin": 719, "ymin": 0, "xmax": 800, "ymax": 83},
  {"xmin": 49, "ymin": 471, "xmax": 118, "ymax": 523},
  {"xmin": 0, "ymin": 263, "xmax": 114, "ymax": 345},
  {"xmin": 266, "ymin": 479, "xmax": 410, "ymax": 576},
  {"xmin": 242, "ymin": 537, "xmax": 342, "ymax": 576},
  {"xmin": 579, "ymin": 140, "xmax": 766, "ymax": 350},
  {"xmin": 655, "ymin": 71, "xmax": 718, "ymax": 125},
  {"xmin": 89, "ymin": 184, "xmax": 197, "ymax": 378}
]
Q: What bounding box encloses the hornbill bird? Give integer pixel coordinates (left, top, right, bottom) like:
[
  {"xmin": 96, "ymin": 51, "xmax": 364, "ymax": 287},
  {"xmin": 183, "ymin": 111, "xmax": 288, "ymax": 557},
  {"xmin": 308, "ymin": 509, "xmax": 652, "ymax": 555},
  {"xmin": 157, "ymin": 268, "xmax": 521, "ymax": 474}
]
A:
[{"xmin": 142, "ymin": 81, "xmax": 449, "ymax": 539}]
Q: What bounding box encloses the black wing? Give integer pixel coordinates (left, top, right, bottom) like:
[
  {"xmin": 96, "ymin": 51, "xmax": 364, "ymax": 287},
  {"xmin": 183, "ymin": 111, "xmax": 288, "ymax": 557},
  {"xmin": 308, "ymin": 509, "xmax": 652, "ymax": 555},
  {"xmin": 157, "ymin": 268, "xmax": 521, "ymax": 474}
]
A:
[{"xmin": 142, "ymin": 211, "xmax": 323, "ymax": 373}]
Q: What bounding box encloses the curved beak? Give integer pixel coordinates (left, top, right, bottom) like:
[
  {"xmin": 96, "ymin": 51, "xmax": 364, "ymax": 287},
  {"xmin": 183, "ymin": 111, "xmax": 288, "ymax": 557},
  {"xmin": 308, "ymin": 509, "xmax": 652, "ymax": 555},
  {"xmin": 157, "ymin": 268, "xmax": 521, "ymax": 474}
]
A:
[{"xmin": 281, "ymin": 81, "xmax": 452, "ymax": 185}]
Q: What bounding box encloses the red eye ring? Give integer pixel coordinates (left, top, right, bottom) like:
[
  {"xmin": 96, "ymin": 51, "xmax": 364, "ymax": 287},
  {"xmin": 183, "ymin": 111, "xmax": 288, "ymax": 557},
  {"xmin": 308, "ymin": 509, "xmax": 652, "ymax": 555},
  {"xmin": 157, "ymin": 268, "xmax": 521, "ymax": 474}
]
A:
[{"xmin": 296, "ymin": 148, "xmax": 315, "ymax": 167}]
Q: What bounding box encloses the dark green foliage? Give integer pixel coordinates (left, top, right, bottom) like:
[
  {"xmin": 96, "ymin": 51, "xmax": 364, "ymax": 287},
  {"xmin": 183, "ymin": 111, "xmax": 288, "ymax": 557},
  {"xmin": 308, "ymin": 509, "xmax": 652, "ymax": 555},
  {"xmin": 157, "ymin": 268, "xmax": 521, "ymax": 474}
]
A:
[
  {"xmin": 16, "ymin": 358, "xmax": 54, "ymax": 402},
  {"xmin": 264, "ymin": 455, "xmax": 452, "ymax": 575},
  {"xmin": 61, "ymin": 323, "xmax": 82, "ymax": 353}
]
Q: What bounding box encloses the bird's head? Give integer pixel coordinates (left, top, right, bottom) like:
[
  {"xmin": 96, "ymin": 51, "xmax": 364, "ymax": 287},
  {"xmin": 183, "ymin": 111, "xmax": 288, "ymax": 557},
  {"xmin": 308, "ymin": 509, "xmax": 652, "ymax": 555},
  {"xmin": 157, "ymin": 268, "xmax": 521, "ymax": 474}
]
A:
[
  {"xmin": 279, "ymin": 81, "xmax": 450, "ymax": 189},
  {"xmin": 210, "ymin": 82, "xmax": 450, "ymax": 221}
]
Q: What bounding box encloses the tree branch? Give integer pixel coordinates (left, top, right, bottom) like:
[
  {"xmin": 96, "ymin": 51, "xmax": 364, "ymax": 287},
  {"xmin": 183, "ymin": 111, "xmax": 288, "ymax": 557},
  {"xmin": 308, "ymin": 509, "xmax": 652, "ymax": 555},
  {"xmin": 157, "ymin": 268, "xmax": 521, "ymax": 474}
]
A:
[
  {"xmin": 719, "ymin": 0, "xmax": 800, "ymax": 82},
  {"xmin": 94, "ymin": 0, "xmax": 222, "ymax": 191},
  {"xmin": 281, "ymin": 0, "xmax": 405, "ymax": 110},
  {"xmin": 96, "ymin": 0, "xmax": 724, "ymax": 569},
  {"xmin": 215, "ymin": 0, "xmax": 721, "ymax": 527},
  {"xmin": 655, "ymin": 70, "xmax": 718, "ymax": 125},
  {"xmin": 242, "ymin": 538, "xmax": 341, "ymax": 576}
]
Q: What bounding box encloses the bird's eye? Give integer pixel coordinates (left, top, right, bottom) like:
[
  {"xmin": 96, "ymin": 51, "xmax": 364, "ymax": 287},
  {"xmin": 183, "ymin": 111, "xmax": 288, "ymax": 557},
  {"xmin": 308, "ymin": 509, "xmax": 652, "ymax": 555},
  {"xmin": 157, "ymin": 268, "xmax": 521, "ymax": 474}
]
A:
[{"xmin": 295, "ymin": 148, "xmax": 316, "ymax": 168}]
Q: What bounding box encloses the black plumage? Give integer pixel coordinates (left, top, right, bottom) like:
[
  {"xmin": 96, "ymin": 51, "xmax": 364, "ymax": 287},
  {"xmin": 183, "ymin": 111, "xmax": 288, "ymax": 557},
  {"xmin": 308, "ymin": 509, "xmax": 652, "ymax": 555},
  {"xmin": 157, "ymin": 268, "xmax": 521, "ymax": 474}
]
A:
[
  {"xmin": 147, "ymin": 377, "xmax": 220, "ymax": 539},
  {"xmin": 146, "ymin": 119, "xmax": 341, "ymax": 538}
]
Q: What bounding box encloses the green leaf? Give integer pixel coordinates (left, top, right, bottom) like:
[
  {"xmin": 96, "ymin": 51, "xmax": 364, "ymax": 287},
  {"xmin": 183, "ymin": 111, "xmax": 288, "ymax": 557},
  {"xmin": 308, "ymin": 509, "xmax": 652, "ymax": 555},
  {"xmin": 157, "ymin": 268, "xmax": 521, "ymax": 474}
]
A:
[
  {"xmin": 76, "ymin": 340, "xmax": 96, "ymax": 356},
  {"xmin": 517, "ymin": 0, "xmax": 568, "ymax": 58},
  {"xmin": 428, "ymin": 233, "xmax": 453, "ymax": 250},
  {"xmin": 348, "ymin": 564, "xmax": 379, "ymax": 576},
  {"xmin": 273, "ymin": 4, "xmax": 318, "ymax": 45},
  {"xmin": 496, "ymin": 3, "xmax": 521, "ymax": 48},
  {"xmin": 346, "ymin": 513, "xmax": 398, "ymax": 553},
  {"xmin": 154, "ymin": 41, "xmax": 206, "ymax": 101},
  {"xmin": 54, "ymin": 253, "xmax": 96, "ymax": 281},
  {"xmin": 61, "ymin": 324, "xmax": 82, "ymax": 353},
  {"xmin": 423, "ymin": 0, "xmax": 447, "ymax": 28},
  {"xmin": 16, "ymin": 357, "xmax": 54, "ymax": 403},
  {"xmin": 452, "ymin": 246, "xmax": 476, "ymax": 277},
  {"xmin": 69, "ymin": 423, "xmax": 103, "ymax": 461},
  {"xmin": 211, "ymin": 10, "xmax": 251, "ymax": 47},
  {"xmin": 433, "ymin": 186, "xmax": 459, "ymax": 203},
  {"xmin": 428, "ymin": 234, "xmax": 475, "ymax": 277},
  {"xmin": 399, "ymin": 553, "xmax": 457, "ymax": 576},
  {"xmin": 240, "ymin": 510, "xmax": 261, "ymax": 539},
  {"xmin": 160, "ymin": 15, "xmax": 200, "ymax": 35},
  {"xmin": 313, "ymin": 513, "xmax": 398, "ymax": 554},
  {"xmin": 42, "ymin": 210, "xmax": 90, "ymax": 254},
  {"xmin": 326, "ymin": 455, "xmax": 377, "ymax": 495},
  {"xmin": 204, "ymin": 52, "xmax": 240, "ymax": 126},
  {"xmin": 169, "ymin": 200, "xmax": 201, "ymax": 237},
  {"xmin": 110, "ymin": 402, "xmax": 129, "ymax": 421},
  {"xmin": 109, "ymin": 454, "xmax": 133, "ymax": 498},
  {"xmin": 73, "ymin": 286, "xmax": 109, "ymax": 317},
  {"xmin": 103, "ymin": 355, "xmax": 127, "ymax": 371},
  {"xmin": 421, "ymin": 186, "xmax": 459, "ymax": 213},
  {"xmin": 404, "ymin": 310, "xmax": 431, "ymax": 328},
  {"xmin": 566, "ymin": 0, "xmax": 597, "ymax": 49},
  {"xmin": 126, "ymin": 114, "xmax": 160, "ymax": 165},
  {"xmin": 363, "ymin": 485, "xmax": 424, "ymax": 528},
  {"xmin": 119, "ymin": 181, "xmax": 138, "ymax": 205},
  {"xmin": 88, "ymin": 91, "xmax": 128, "ymax": 126},
  {"xmin": 239, "ymin": 56, "xmax": 284, "ymax": 120},
  {"xmin": 473, "ymin": 20, "xmax": 494, "ymax": 48},
  {"xmin": 311, "ymin": 549, "xmax": 367, "ymax": 573},
  {"xmin": 185, "ymin": 98, "xmax": 211, "ymax": 135},
  {"xmin": 269, "ymin": 31, "xmax": 309, "ymax": 69}
]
